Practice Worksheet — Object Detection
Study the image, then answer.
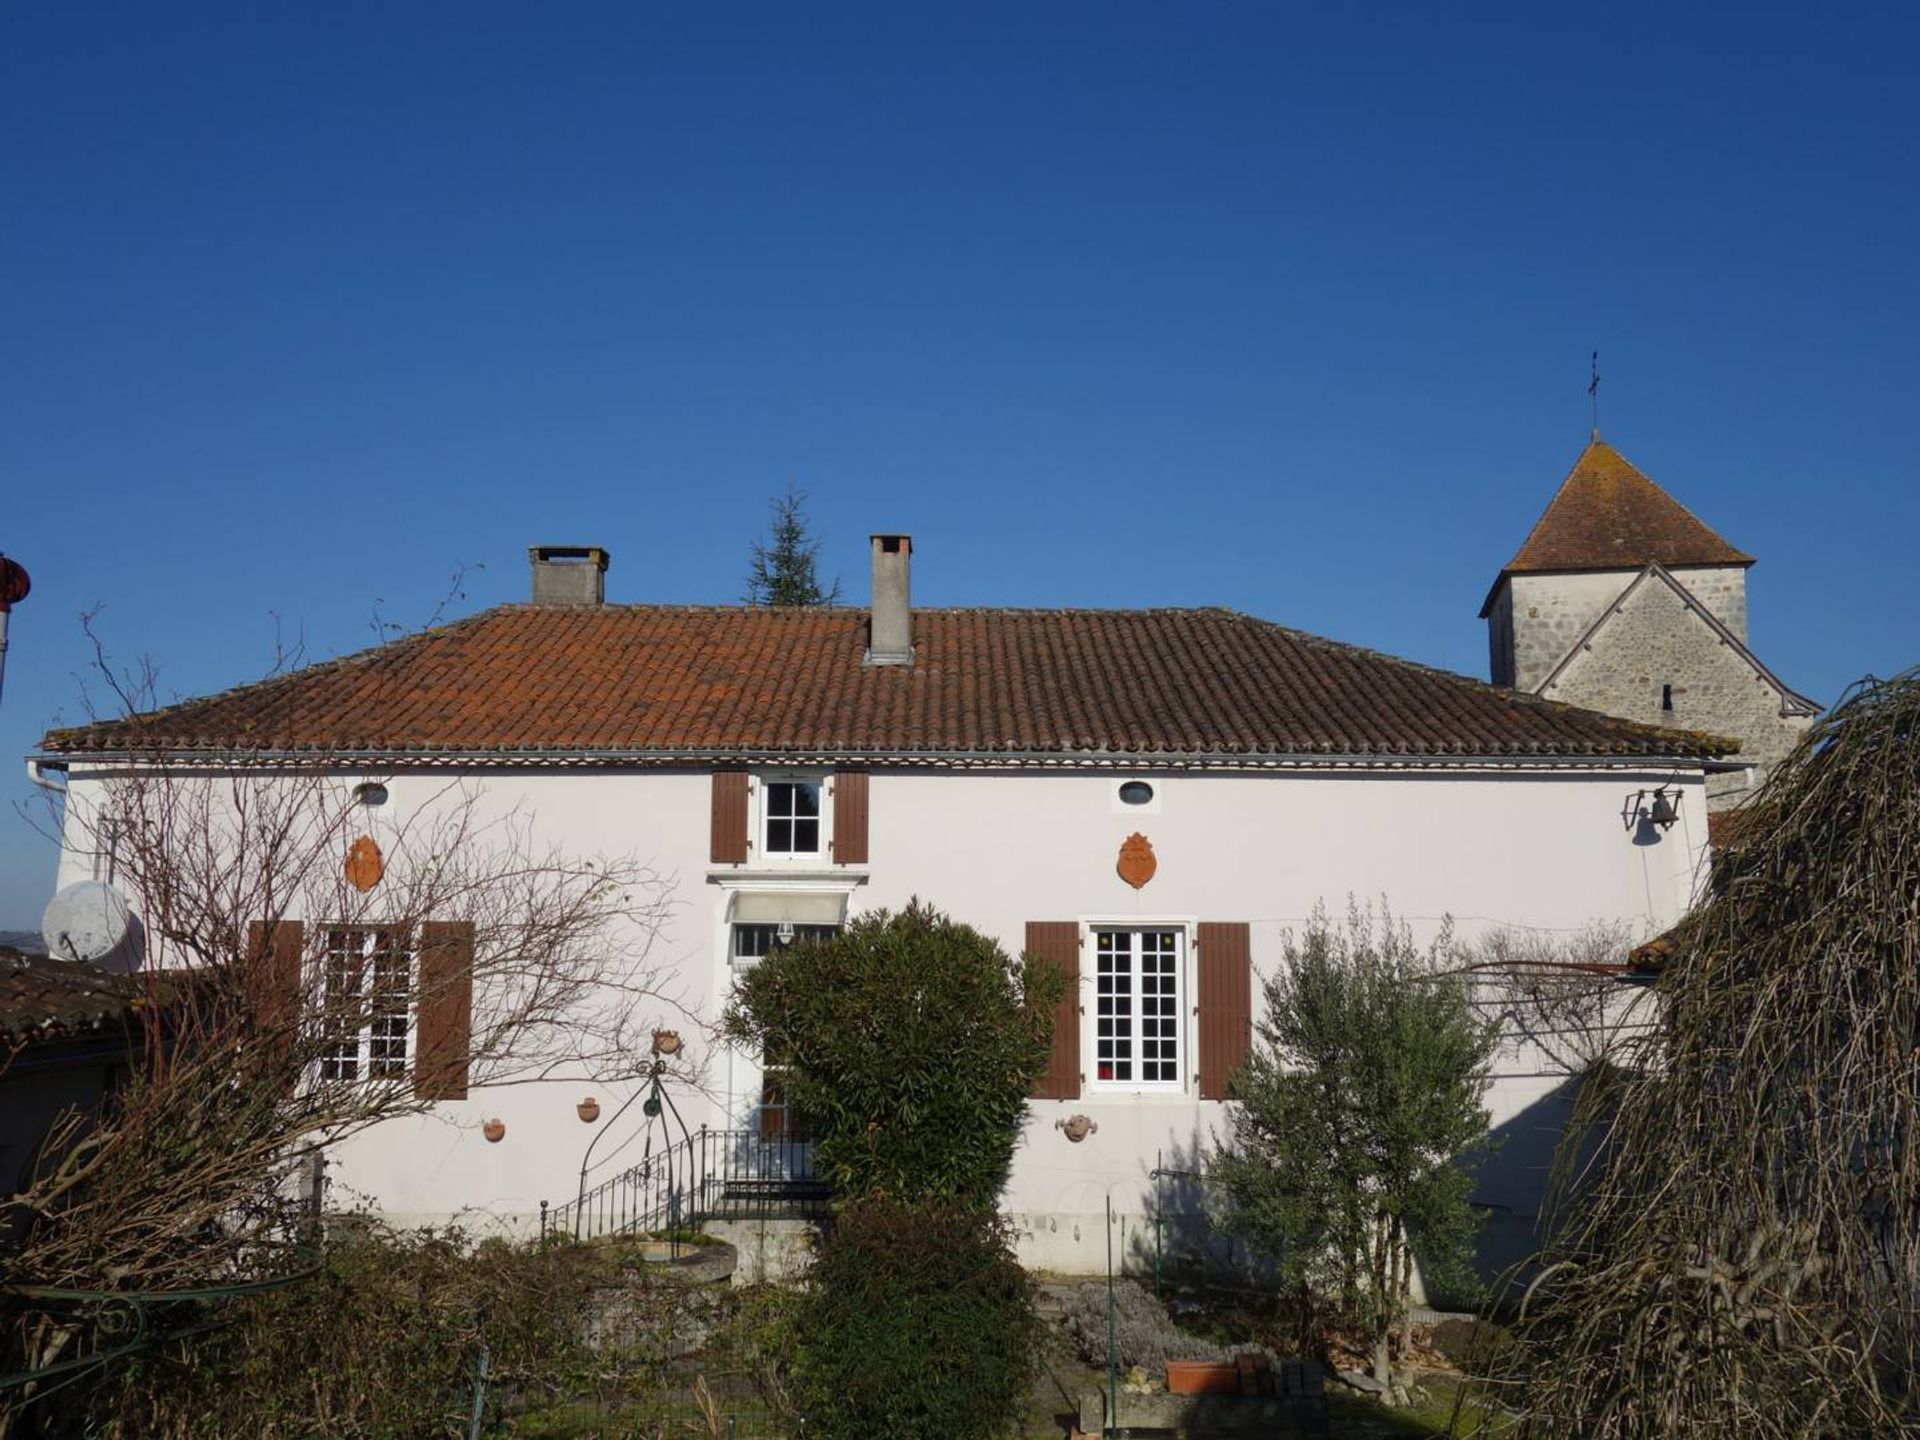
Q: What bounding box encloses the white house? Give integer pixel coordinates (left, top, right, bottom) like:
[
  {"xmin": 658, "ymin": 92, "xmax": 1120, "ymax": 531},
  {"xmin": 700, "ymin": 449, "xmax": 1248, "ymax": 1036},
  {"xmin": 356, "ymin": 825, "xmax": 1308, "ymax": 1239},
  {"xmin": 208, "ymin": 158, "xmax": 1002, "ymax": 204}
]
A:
[{"xmin": 31, "ymin": 534, "xmax": 1729, "ymax": 1275}]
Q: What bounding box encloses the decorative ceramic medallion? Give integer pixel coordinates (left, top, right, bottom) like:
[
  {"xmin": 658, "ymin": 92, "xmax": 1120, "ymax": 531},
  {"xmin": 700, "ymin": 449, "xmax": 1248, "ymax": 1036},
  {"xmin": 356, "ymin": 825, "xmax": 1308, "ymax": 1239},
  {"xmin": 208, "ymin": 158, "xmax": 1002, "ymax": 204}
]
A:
[
  {"xmin": 345, "ymin": 835, "xmax": 384, "ymax": 893},
  {"xmin": 1117, "ymin": 832, "xmax": 1157, "ymax": 889}
]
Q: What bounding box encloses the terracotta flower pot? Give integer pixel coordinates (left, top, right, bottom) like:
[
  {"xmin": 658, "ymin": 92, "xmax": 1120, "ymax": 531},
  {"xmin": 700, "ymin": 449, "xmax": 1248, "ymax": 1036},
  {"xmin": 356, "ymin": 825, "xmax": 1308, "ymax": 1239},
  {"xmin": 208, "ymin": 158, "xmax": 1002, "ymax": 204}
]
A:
[
  {"xmin": 577, "ymin": 1097, "xmax": 601, "ymax": 1123},
  {"xmin": 482, "ymin": 1118, "xmax": 507, "ymax": 1144},
  {"xmin": 1165, "ymin": 1361, "xmax": 1239, "ymax": 1396}
]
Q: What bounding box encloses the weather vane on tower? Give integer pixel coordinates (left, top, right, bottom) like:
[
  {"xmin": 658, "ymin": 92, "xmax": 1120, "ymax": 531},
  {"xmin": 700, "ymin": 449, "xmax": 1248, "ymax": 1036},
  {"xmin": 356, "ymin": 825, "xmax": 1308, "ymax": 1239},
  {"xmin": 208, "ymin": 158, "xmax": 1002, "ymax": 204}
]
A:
[{"xmin": 1589, "ymin": 350, "xmax": 1602, "ymax": 440}]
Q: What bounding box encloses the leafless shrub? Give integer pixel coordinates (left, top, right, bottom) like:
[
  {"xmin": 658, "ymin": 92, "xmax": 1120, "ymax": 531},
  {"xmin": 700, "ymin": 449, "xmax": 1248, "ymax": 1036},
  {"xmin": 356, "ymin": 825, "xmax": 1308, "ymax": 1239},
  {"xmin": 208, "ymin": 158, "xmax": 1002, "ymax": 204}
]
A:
[
  {"xmin": 1061, "ymin": 1279, "xmax": 1228, "ymax": 1373},
  {"xmin": 1459, "ymin": 920, "xmax": 1654, "ymax": 1078},
  {"xmin": 1, "ymin": 615, "xmax": 681, "ymax": 1430}
]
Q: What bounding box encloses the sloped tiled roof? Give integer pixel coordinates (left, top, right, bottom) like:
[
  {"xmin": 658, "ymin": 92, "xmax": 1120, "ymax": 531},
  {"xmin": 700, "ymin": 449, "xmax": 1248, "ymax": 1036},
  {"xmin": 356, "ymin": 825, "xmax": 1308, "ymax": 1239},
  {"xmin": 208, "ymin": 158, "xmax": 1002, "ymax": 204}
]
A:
[
  {"xmin": 0, "ymin": 945, "xmax": 154, "ymax": 1044},
  {"xmin": 39, "ymin": 606, "xmax": 1735, "ymax": 763},
  {"xmin": 1483, "ymin": 440, "xmax": 1754, "ymax": 614}
]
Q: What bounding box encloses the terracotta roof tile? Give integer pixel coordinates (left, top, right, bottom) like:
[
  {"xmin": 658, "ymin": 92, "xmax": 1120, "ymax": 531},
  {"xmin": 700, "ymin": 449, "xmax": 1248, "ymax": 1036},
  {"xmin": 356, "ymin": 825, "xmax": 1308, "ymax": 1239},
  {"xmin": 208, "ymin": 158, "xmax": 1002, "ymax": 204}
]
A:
[
  {"xmin": 0, "ymin": 946, "xmax": 154, "ymax": 1044},
  {"xmin": 1493, "ymin": 440, "xmax": 1753, "ymax": 592},
  {"xmin": 39, "ymin": 605, "xmax": 1737, "ymax": 762}
]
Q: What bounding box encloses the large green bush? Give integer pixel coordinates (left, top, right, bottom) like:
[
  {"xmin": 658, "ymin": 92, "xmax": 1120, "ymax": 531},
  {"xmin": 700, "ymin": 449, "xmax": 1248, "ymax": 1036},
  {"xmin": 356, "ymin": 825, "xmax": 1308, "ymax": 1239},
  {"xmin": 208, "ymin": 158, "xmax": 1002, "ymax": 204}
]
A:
[
  {"xmin": 723, "ymin": 900, "xmax": 1065, "ymax": 1207},
  {"xmin": 792, "ymin": 1198, "xmax": 1040, "ymax": 1440}
]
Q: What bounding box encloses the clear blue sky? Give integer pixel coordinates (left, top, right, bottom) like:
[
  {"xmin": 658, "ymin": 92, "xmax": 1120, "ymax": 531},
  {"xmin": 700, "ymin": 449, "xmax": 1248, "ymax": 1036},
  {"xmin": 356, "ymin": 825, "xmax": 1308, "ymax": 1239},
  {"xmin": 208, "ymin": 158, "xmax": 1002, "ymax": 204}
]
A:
[{"xmin": 4, "ymin": 4, "xmax": 1916, "ymax": 926}]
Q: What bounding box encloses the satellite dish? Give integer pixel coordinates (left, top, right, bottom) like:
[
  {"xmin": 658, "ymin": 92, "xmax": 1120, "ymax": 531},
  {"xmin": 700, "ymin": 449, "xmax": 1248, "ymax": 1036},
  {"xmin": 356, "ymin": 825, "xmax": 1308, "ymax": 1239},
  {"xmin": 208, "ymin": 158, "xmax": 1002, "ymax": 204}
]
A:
[{"xmin": 42, "ymin": 880, "xmax": 139, "ymax": 971}]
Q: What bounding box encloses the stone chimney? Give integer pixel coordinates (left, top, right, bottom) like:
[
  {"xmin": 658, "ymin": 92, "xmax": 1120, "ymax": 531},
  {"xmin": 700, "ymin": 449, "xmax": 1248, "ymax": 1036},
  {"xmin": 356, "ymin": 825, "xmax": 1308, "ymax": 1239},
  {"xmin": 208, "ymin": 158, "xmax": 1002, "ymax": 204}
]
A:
[
  {"xmin": 528, "ymin": 546, "xmax": 610, "ymax": 606},
  {"xmin": 865, "ymin": 534, "xmax": 912, "ymax": 666}
]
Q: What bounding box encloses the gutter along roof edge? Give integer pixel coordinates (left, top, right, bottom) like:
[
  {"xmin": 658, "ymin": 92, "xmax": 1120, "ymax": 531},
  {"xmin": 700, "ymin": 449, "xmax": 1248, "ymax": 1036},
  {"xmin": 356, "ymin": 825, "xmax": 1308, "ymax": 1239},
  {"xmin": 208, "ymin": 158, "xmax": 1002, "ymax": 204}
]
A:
[{"xmin": 32, "ymin": 745, "xmax": 1726, "ymax": 772}]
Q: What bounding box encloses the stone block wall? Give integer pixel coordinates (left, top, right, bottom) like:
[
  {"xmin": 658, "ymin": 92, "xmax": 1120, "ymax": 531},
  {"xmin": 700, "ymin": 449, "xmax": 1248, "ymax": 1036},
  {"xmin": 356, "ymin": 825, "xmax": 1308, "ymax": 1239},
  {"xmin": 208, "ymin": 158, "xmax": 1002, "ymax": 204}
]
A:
[
  {"xmin": 1501, "ymin": 571, "xmax": 1637, "ymax": 692},
  {"xmin": 1540, "ymin": 577, "xmax": 1810, "ymax": 811},
  {"xmin": 1666, "ymin": 565, "xmax": 1749, "ymax": 642}
]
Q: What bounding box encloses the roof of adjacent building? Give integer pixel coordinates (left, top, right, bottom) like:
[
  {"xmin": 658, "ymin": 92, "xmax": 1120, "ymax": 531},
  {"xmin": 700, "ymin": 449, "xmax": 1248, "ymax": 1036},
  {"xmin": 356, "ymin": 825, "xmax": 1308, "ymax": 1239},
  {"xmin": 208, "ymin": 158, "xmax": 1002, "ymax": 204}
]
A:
[
  {"xmin": 1482, "ymin": 440, "xmax": 1754, "ymax": 614},
  {"xmin": 38, "ymin": 605, "xmax": 1737, "ymax": 764},
  {"xmin": 0, "ymin": 945, "xmax": 155, "ymax": 1045}
]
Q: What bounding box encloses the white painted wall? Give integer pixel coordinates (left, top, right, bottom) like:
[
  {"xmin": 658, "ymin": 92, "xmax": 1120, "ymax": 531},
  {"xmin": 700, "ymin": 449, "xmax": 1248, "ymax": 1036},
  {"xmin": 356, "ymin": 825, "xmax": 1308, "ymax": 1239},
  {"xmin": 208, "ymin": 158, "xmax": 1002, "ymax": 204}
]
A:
[{"xmin": 53, "ymin": 760, "xmax": 1710, "ymax": 1275}]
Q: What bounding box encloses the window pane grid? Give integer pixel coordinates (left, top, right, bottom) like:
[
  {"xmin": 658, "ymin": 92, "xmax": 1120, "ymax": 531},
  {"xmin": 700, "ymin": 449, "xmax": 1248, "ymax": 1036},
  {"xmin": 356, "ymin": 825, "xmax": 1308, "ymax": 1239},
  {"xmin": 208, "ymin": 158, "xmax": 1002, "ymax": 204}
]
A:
[
  {"xmin": 319, "ymin": 926, "xmax": 412, "ymax": 1082},
  {"xmin": 731, "ymin": 922, "xmax": 838, "ymax": 967},
  {"xmin": 763, "ymin": 781, "xmax": 822, "ymax": 857},
  {"xmin": 1094, "ymin": 927, "xmax": 1181, "ymax": 1087}
]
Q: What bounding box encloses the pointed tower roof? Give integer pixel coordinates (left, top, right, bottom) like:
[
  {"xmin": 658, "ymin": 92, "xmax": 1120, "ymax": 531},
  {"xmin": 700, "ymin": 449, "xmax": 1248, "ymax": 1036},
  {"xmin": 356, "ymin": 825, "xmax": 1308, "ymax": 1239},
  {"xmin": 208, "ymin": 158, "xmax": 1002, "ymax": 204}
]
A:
[{"xmin": 1480, "ymin": 439, "xmax": 1753, "ymax": 615}]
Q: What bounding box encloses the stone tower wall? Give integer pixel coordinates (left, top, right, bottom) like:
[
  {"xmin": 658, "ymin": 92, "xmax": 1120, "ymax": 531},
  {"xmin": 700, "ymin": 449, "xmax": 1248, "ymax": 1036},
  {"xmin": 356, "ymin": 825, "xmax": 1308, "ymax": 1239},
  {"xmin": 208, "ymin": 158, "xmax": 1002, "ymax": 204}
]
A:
[
  {"xmin": 1665, "ymin": 565, "xmax": 1748, "ymax": 641},
  {"xmin": 1502, "ymin": 571, "xmax": 1636, "ymax": 691},
  {"xmin": 1495, "ymin": 565, "xmax": 1750, "ymax": 694},
  {"xmin": 1539, "ymin": 577, "xmax": 1809, "ymax": 810}
]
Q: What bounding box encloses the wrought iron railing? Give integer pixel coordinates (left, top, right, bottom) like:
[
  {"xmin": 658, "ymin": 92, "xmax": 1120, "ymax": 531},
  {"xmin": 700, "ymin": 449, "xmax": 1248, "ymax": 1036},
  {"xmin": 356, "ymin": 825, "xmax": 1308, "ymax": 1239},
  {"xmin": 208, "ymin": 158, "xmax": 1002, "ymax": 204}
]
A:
[{"xmin": 545, "ymin": 1127, "xmax": 828, "ymax": 1242}]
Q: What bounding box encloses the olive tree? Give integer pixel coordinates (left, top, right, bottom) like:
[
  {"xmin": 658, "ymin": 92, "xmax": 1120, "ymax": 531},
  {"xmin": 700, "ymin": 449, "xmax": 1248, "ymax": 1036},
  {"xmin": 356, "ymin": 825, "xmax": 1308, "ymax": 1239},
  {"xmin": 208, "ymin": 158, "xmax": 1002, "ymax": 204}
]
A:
[{"xmin": 1211, "ymin": 901, "xmax": 1498, "ymax": 1390}]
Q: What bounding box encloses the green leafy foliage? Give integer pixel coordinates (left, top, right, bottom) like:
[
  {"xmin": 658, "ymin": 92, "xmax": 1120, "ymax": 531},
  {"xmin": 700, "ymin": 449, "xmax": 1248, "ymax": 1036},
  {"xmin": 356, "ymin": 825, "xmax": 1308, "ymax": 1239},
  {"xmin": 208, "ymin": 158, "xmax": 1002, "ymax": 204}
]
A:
[
  {"xmin": 1210, "ymin": 900, "xmax": 1498, "ymax": 1381},
  {"xmin": 723, "ymin": 900, "xmax": 1067, "ymax": 1208},
  {"xmin": 743, "ymin": 483, "xmax": 841, "ymax": 606},
  {"xmin": 791, "ymin": 1198, "xmax": 1040, "ymax": 1440}
]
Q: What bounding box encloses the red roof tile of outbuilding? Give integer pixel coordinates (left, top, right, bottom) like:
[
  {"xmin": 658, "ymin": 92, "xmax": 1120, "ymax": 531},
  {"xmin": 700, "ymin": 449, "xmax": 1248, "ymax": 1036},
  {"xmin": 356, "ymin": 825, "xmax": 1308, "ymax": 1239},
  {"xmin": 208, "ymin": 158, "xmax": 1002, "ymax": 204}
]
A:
[{"xmin": 0, "ymin": 946, "xmax": 157, "ymax": 1044}]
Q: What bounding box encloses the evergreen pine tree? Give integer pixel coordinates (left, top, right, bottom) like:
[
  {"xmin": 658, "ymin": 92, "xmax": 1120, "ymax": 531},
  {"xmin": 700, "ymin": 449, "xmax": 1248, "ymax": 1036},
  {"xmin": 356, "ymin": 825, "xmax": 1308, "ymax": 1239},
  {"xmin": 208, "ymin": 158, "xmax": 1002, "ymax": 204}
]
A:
[{"xmin": 744, "ymin": 484, "xmax": 841, "ymax": 606}]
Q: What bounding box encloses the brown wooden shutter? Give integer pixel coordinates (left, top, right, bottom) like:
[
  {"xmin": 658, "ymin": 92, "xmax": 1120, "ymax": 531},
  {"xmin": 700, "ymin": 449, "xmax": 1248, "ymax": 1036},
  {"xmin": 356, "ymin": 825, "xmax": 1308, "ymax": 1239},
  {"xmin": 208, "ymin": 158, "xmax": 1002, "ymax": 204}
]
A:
[
  {"xmin": 1196, "ymin": 921, "xmax": 1253, "ymax": 1101},
  {"xmin": 415, "ymin": 920, "xmax": 475, "ymax": 1101},
  {"xmin": 710, "ymin": 770, "xmax": 750, "ymax": 864},
  {"xmin": 246, "ymin": 920, "xmax": 305, "ymax": 1080},
  {"xmin": 832, "ymin": 770, "xmax": 869, "ymax": 864},
  {"xmin": 1026, "ymin": 921, "xmax": 1081, "ymax": 1100}
]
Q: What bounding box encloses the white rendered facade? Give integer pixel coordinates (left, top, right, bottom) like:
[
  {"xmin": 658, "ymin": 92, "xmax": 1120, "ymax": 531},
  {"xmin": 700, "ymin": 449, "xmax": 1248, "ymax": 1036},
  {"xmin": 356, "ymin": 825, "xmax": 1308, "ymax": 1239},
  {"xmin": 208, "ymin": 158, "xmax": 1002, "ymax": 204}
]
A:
[{"xmin": 49, "ymin": 755, "xmax": 1712, "ymax": 1275}]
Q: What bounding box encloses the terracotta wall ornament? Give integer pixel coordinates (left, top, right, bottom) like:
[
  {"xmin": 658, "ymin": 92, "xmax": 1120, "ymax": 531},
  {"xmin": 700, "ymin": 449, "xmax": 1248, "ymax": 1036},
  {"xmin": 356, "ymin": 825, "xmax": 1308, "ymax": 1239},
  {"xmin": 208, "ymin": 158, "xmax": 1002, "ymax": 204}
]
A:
[
  {"xmin": 482, "ymin": 1118, "xmax": 507, "ymax": 1143},
  {"xmin": 1117, "ymin": 833, "xmax": 1157, "ymax": 889},
  {"xmin": 344, "ymin": 835, "xmax": 384, "ymax": 893}
]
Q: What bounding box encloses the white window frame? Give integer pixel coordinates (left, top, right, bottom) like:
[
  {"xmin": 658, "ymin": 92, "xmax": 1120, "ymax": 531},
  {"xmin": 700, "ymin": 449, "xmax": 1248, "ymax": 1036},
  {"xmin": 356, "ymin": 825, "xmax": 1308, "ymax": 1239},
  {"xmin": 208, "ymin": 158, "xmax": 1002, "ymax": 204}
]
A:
[
  {"xmin": 755, "ymin": 770, "xmax": 830, "ymax": 863},
  {"xmin": 1086, "ymin": 922, "xmax": 1191, "ymax": 1094},
  {"xmin": 316, "ymin": 925, "xmax": 413, "ymax": 1083}
]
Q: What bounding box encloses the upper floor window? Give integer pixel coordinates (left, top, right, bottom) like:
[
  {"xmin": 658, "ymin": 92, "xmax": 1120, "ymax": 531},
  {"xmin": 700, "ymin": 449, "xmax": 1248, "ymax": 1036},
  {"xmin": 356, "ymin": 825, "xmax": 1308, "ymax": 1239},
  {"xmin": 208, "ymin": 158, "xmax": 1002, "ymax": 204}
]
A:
[
  {"xmin": 1093, "ymin": 927, "xmax": 1183, "ymax": 1088},
  {"xmin": 762, "ymin": 778, "xmax": 823, "ymax": 859},
  {"xmin": 712, "ymin": 770, "xmax": 864, "ymax": 867},
  {"xmin": 318, "ymin": 926, "xmax": 412, "ymax": 1081}
]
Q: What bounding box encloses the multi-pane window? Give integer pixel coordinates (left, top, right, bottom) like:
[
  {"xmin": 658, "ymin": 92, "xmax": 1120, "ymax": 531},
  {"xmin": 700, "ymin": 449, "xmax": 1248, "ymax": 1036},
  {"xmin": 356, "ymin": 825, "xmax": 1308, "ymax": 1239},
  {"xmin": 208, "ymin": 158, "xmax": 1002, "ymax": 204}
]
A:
[
  {"xmin": 1094, "ymin": 928, "xmax": 1183, "ymax": 1086},
  {"xmin": 762, "ymin": 780, "xmax": 822, "ymax": 858},
  {"xmin": 731, "ymin": 921, "xmax": 839, "ymax": 969},
  {"xmin": 319, "ymin": 927, "xmax": 412, "ymax": 1081},
  {"xmin": 732, "ymin": 921, "xmax": 839, "ymax": 1136}
]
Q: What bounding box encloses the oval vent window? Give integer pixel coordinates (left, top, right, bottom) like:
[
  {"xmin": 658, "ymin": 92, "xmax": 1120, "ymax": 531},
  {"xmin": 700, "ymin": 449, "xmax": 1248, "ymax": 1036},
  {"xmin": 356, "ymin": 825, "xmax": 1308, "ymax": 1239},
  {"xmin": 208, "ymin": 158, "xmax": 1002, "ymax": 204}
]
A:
[
  {"xmin": 353, "ymin": 782, "xmax": 390, "ymax": 807},
  {"xmin": 1118, "ymin": 781, "xmax": 1155, "ymax": 806}
]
